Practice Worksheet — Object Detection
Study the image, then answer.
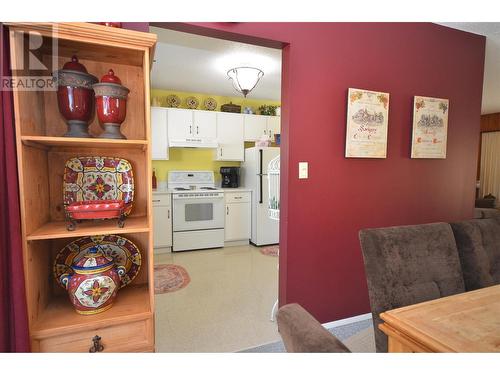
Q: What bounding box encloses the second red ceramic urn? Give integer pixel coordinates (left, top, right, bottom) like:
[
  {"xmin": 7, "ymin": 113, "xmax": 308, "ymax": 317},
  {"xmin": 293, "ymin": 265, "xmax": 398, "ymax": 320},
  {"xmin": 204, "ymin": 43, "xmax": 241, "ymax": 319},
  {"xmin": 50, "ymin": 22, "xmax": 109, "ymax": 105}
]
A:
[{"xmin": 93, "ymin": 69, "xmax": 130, "ymax": 139}]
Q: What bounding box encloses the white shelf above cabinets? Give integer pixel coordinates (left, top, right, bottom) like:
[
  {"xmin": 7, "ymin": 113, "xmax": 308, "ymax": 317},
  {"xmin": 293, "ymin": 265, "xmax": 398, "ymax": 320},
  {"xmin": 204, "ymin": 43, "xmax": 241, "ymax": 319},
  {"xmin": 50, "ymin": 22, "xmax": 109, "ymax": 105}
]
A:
[
  {"xmin": 151, "ymin": 107, "xmax": 169, "ymax": 160},
  {"xmin": 216, "ymin": 112, "xmax": 244, "ymax": 161}
]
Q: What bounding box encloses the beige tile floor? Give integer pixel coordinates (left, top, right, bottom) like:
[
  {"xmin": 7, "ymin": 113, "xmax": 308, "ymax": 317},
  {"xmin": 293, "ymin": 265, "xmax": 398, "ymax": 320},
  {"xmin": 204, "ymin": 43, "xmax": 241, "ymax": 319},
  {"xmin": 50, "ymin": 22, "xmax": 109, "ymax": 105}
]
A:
[{"xmin": 154, "ymin": 244, "xmax": 279, "ymax": 352}]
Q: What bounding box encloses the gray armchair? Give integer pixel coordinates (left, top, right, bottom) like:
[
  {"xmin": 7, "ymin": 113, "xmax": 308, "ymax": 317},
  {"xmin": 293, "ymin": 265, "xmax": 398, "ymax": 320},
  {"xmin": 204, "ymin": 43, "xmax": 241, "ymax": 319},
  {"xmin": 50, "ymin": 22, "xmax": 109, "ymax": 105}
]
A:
[
  {"xmin": 359, "ymin": 222, "xmax": 465, "ymax": 352},
  {"xmin": 277, "ymin": 303, "xmax": 350, "ymax": 353}
]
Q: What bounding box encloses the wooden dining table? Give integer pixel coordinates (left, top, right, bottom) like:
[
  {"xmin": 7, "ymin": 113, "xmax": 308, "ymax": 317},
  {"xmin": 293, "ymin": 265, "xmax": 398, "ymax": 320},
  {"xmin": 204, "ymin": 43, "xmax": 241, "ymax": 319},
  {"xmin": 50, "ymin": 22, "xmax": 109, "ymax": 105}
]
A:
[{"xmin": 379, "ymin": 285, "xmax": 500, "ymax": 352}]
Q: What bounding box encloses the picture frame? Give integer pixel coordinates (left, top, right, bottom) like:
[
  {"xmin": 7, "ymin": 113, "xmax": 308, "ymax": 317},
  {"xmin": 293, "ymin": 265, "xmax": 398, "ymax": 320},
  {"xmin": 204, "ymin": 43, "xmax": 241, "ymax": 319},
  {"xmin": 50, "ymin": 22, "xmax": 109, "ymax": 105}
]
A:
[
  {"xmin": 345, "ymin": 88, "xmax": 390, "ymax": 158},
  {"xmin": 411, "ymin": 96, "xmax": 449, "ymax": 159}
]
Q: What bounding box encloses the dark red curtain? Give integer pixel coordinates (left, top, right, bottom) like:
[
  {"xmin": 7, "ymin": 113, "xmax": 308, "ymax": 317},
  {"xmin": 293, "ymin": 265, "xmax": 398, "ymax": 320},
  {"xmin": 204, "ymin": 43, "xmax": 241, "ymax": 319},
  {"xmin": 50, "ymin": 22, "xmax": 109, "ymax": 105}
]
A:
[{"xmin": 0, "ymin": 24, "xmax": 30, "ymax": 352}]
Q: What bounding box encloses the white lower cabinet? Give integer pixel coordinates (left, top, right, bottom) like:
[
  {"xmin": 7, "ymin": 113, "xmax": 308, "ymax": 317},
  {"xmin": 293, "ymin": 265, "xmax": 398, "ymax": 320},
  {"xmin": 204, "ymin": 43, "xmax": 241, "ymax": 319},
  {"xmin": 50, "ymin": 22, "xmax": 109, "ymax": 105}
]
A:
[
  {"xmin": 224, "ymin": 191, "xmax": 251, "ymax": 242},
  {"xmin": 153, "ymin": 193, "xmax": 172, "ymax": 253}
]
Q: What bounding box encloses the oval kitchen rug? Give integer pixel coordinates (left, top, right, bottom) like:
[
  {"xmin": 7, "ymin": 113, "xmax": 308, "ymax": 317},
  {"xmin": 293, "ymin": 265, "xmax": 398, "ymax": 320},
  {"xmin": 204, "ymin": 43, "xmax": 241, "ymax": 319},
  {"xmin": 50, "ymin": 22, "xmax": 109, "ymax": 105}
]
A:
[
  {"xmin": 260, "ymin": 245, "xmax": 279, "ymax": 257},
  {"xmin": 154, "ymin": 264, "xmax": 191, "ymax": 294}
]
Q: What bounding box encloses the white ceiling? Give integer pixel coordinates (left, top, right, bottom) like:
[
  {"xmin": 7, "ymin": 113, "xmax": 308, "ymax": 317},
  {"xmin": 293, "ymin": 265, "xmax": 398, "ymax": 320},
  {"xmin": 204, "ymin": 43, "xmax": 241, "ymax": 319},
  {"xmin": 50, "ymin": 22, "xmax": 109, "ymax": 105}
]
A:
[
  {"xmin": 438, "ymin": 22, "xmax": 500, "ymax": 114},
  {"xmin": 150, "ymin": 26, "xmax": 282, "ymax": 101}
]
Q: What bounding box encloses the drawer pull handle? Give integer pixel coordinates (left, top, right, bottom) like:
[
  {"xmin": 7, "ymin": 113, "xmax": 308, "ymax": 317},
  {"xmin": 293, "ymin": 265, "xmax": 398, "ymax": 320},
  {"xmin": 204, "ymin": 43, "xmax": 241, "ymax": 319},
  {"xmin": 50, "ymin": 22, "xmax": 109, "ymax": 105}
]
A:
[
  {"xmin": 153, "ymin": 199, "xmax": 160, "ymax": 202},
  {"xmin": 234, "ymin": 196, "xmax": 242, "ymax": 199},
  {"xmin": 89, "ymin": 335, "xmax": 104, "ymax": 353}
]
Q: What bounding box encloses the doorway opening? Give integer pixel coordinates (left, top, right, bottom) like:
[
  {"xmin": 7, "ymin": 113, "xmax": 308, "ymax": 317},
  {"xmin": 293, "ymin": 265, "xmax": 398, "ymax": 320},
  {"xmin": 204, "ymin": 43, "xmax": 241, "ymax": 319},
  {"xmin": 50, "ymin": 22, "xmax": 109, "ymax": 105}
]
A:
[{"xmin": 149, "ymin": 24, "xmax": 285, "ymax": 352}]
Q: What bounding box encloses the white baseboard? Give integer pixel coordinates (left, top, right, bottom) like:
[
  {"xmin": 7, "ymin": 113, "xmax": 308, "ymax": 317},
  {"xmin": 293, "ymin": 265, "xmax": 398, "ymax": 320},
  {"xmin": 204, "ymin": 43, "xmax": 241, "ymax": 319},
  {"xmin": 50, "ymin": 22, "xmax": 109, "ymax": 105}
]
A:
[{"xmin": 322, "ymin": 312, "xmax": 372, "ymax": 330}]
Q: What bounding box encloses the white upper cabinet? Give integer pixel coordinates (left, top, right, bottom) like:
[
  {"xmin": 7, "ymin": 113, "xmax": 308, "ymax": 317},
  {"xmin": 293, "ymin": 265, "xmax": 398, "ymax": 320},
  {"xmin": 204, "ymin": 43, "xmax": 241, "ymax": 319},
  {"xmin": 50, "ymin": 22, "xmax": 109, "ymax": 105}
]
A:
[
  {"xmin": 193, "ymin": 110, "xmax": 217, "ymax": 139},
  {"xmin": 244, "ymin": 114, "xmax": 281, "ymax": 141},
  {"xmin": 151, "ymin": 107, "xmax": 169, "ymax": 160},
  {"xmin": 167, "ymin": 108, "xmax": 193, "ymax": 140},
  {"xmin": 266, "ymin": 116, "xmax": 281, "ymax": 141},
  {"xmin": 167, "ymin": 108, "xmax": 217, "ymax": 147},
  {"xmin": 162, "ymin": 107, "xmax": 279, "ymax": 151},
  {"xmin": 244, "ymin": 114, "xmax": 268, "ymax": 141},
  {"xmin": 216, "ymin": 112, "xmax": 244, "ymax": 161}
]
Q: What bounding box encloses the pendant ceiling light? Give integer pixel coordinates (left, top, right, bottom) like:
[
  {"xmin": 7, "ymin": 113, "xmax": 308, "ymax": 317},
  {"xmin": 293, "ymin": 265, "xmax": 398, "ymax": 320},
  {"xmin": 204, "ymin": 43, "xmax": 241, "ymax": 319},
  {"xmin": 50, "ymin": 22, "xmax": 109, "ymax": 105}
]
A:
[{"xmin": 227, "ymin": 67, "xmax": 264, "ymax": 97}]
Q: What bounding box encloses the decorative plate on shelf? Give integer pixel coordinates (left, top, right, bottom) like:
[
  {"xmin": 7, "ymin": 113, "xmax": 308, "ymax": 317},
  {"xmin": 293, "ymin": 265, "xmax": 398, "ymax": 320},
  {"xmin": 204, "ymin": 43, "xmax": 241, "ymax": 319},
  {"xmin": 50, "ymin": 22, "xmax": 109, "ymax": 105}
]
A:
[
  {"xmin": 54, "ymin": 234, "xmax": 142, "ymax": 289},
  {"xmin": 186, "ymin": 96, "xmax": 199, "ymax": 109},
  {"xmin": 63, "ymin": 156, "xmax": 134, "ymax": 216},
  {"xmin": 203, "ymin": 97, "xmax": 217, "ymax": 111},
  {"xmin": 166, "ymin": 94, "xmax": 181, "ymax": 108}
]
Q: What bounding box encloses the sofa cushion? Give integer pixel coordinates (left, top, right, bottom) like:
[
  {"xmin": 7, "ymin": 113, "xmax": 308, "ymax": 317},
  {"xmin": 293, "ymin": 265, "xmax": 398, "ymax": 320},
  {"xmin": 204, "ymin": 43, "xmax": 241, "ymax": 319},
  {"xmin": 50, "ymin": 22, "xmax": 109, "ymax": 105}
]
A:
[
  {"xmin": 359, "ymin": 222, "xmax": 465, "ymax": 353},
  {"xmin": 451, "ymin": 218, "xmax": 500, "ymax": 291}
]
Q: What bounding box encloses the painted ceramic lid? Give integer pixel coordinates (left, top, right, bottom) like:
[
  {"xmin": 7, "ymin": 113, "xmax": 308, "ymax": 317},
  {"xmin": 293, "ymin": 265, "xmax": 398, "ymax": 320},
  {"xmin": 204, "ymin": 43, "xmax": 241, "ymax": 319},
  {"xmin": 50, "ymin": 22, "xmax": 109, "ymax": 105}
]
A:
[
  {"xmin": 100, "ymin": 69, "xmax": 122, "ymax": 84},
  {"xmin": 72, "ymin": 247, "xmax": 114, "ymax": 272},
  {"xmin": 62, "ymin": 55, "xmax": 89, "ymax": 73}
]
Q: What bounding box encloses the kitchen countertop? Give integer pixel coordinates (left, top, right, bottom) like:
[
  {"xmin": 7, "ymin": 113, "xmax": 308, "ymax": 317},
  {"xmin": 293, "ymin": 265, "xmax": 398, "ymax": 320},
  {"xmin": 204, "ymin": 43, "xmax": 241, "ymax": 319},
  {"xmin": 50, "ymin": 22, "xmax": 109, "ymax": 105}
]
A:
[{"xmin": 221, "ymin": 187, "xmax": 253, "ymax": 193}]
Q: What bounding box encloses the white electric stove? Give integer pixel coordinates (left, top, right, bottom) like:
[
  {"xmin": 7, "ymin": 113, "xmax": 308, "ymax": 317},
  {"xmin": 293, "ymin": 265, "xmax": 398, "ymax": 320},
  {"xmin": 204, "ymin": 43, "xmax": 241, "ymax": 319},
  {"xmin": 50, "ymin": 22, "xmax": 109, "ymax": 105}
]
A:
[{"xmin": 168, "ymin": 171, "xmax": 225, "ymax": 252}]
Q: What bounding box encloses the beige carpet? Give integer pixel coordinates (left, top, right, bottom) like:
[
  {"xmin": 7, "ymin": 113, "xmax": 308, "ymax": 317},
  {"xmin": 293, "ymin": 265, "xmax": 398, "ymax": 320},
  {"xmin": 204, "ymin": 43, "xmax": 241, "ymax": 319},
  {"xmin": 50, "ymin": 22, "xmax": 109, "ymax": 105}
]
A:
[{"xmin": 342, "ymin": 325, "xmax": 376, "ymax": 353}]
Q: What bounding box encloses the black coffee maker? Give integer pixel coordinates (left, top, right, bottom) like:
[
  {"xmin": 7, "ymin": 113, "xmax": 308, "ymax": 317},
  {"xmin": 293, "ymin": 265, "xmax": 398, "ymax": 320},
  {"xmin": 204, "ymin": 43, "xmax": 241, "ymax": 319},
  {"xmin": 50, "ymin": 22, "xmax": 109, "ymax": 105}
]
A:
[{"xmin": 220, "ymin": 167, "xmax": 240, "ymax": 188}]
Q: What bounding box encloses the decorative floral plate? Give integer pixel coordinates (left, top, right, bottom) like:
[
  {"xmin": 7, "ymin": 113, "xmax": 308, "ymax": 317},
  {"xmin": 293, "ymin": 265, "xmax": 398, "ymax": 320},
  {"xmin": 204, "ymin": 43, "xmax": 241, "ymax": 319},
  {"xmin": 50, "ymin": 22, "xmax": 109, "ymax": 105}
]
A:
[
  {"xmin": 63, "ymin": 156, "xmax": 134, "ymax": 216},
  {"xmin": 54, "ymin": 234, "xmax": 142, "ymax": 289},
  {"xmin": 203, "ymin": 97, "xmax": 217, "ymax": 111},
  {"xmin": 166, "ymin": 94, "xmax": 181, "ymax": 108},
  {"xmin": 186, "ymin": 96, "xmax": 199, "ymax": 109}
]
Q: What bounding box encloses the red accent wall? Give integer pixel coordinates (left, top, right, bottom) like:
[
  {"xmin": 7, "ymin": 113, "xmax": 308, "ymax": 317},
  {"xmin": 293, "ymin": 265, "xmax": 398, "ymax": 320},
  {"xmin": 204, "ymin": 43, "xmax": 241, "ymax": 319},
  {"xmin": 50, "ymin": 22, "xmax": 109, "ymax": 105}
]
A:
[{"xmin": 153, "ymin": 23, "xmax": 486, "ymax": 323}]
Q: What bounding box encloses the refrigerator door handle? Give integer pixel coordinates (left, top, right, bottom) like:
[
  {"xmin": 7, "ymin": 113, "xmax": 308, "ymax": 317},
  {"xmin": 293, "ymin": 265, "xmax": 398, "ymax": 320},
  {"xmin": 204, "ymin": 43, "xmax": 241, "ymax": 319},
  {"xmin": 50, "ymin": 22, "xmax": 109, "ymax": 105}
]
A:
[
  {"xmin": 259, "ymin": 174, "xmax": 263, "ymax": 204},
  {"xmin": 259, "ymin": 149, "xmax": 264, "ymax": 204},
  {"xmin": 259, "ymin": 149, "xmax": 263, "ymax": 175}
]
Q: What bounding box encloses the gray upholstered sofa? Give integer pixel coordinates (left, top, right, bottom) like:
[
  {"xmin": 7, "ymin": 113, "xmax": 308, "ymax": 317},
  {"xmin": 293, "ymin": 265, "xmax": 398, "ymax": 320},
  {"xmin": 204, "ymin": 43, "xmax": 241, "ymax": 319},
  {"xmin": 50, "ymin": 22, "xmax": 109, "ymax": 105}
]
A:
[
  {"xmin": 451, "ymin": 214, "xmax": 500, "ymax": 291},
  {"xmin": 276, "ymin": 210, "xmax": 500, "ymax": 353}
]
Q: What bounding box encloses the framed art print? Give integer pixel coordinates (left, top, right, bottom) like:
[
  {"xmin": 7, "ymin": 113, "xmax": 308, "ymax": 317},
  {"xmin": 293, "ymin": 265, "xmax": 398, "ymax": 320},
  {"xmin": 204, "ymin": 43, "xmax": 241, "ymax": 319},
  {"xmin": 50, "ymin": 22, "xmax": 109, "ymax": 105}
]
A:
[
  {"xmin": 345, "ymin": 88, "xmax": 390, "ymax": 158},
  {"xmin": 411, "ymin": 96, "xmax": 449, "ymax": 159}
]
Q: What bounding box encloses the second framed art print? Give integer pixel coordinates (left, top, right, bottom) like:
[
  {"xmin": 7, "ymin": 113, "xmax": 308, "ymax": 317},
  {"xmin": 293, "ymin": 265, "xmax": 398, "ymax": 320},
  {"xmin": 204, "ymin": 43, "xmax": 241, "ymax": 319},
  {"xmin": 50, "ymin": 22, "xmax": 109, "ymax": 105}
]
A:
[{"xmin": 411, "ymin": 96, "xmax": 449, "ymax": 159}]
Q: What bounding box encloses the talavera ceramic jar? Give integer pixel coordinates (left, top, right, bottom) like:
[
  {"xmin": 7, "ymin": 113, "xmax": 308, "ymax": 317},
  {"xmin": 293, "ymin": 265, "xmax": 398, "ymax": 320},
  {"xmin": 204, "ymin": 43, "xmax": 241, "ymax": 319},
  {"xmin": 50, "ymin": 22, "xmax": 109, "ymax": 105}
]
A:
[
  {"xmin": 60, "ymin": 247, "xmax": 126, "ymax": 315},
  {"xmin": 53, "ymin": 56, "xmax": 98, "ymax": 138},
  {"xmin": 93, "ymin": 69, "xmax": 130, "ymax": 139}
]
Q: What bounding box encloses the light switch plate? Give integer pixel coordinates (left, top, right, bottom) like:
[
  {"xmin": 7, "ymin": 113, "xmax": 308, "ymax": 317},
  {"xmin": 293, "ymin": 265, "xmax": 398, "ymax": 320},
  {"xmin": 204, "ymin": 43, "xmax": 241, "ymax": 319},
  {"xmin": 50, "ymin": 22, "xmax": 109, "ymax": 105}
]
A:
[{"xmin": 299, "ymin": 162, "xmax": 308, "ymax": 179}]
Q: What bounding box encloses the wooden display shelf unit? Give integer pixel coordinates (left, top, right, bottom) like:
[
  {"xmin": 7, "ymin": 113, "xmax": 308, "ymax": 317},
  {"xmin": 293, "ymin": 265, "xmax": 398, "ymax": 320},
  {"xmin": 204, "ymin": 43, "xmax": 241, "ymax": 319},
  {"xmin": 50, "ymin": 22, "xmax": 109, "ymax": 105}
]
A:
[{"xmin": 9, "ymin": 23, "xmax": 157, "ymax": 352}]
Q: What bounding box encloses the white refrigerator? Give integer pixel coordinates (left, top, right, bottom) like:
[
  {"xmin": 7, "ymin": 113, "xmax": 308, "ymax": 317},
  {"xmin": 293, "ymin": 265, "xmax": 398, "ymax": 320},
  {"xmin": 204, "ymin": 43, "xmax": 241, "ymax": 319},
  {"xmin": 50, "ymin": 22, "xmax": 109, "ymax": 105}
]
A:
[{"xmin": 241, "ymin": 147, "xmax": 280, "ymax": 246}]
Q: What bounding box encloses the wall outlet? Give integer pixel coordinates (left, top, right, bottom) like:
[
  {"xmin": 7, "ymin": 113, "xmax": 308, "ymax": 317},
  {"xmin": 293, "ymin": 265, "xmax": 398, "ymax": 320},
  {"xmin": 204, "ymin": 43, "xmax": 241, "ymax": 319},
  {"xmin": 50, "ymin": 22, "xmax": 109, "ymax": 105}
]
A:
[{"xmin": 299, "ymin": 162, "xmax": 308, "ymax": 179}]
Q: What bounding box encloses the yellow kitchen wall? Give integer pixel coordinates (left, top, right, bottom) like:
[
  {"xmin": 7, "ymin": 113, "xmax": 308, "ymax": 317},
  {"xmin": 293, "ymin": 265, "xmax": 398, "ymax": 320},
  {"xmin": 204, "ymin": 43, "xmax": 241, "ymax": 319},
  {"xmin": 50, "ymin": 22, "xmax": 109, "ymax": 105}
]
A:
[
  {"xmin": 151, "ymin": 88, "xmax": 281, "ymax": 114},
  {"xmin": 153, "ymin": 148, "xmax": 242, "ymax": 185},
  {"xmin": 151, "ymin": 88, "xmax": 281, "ymax": 185}
]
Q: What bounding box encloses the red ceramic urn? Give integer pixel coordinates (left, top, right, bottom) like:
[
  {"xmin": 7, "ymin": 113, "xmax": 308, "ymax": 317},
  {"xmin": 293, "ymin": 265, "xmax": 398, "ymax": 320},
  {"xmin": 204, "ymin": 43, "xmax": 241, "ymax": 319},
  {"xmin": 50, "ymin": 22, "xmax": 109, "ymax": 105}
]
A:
[
  {"xmin": 54, "ymin": 56, "xmax": 98, "ymax": 138},
  {"xmin": 60, "ymin": 246, "xmax": 126, "ymax": 315},
  {"xmin": 93, "ymin": 70, "xmax": 130, "ymax": 139}
]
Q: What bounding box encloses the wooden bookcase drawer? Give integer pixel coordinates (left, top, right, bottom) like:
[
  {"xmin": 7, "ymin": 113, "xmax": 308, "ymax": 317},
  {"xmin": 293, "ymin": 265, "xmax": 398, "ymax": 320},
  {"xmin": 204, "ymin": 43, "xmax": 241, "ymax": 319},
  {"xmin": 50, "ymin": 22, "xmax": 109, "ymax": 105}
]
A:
[{"xmin": 33, "ymin": 317, "xmax": 154, "ymax": 353}]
